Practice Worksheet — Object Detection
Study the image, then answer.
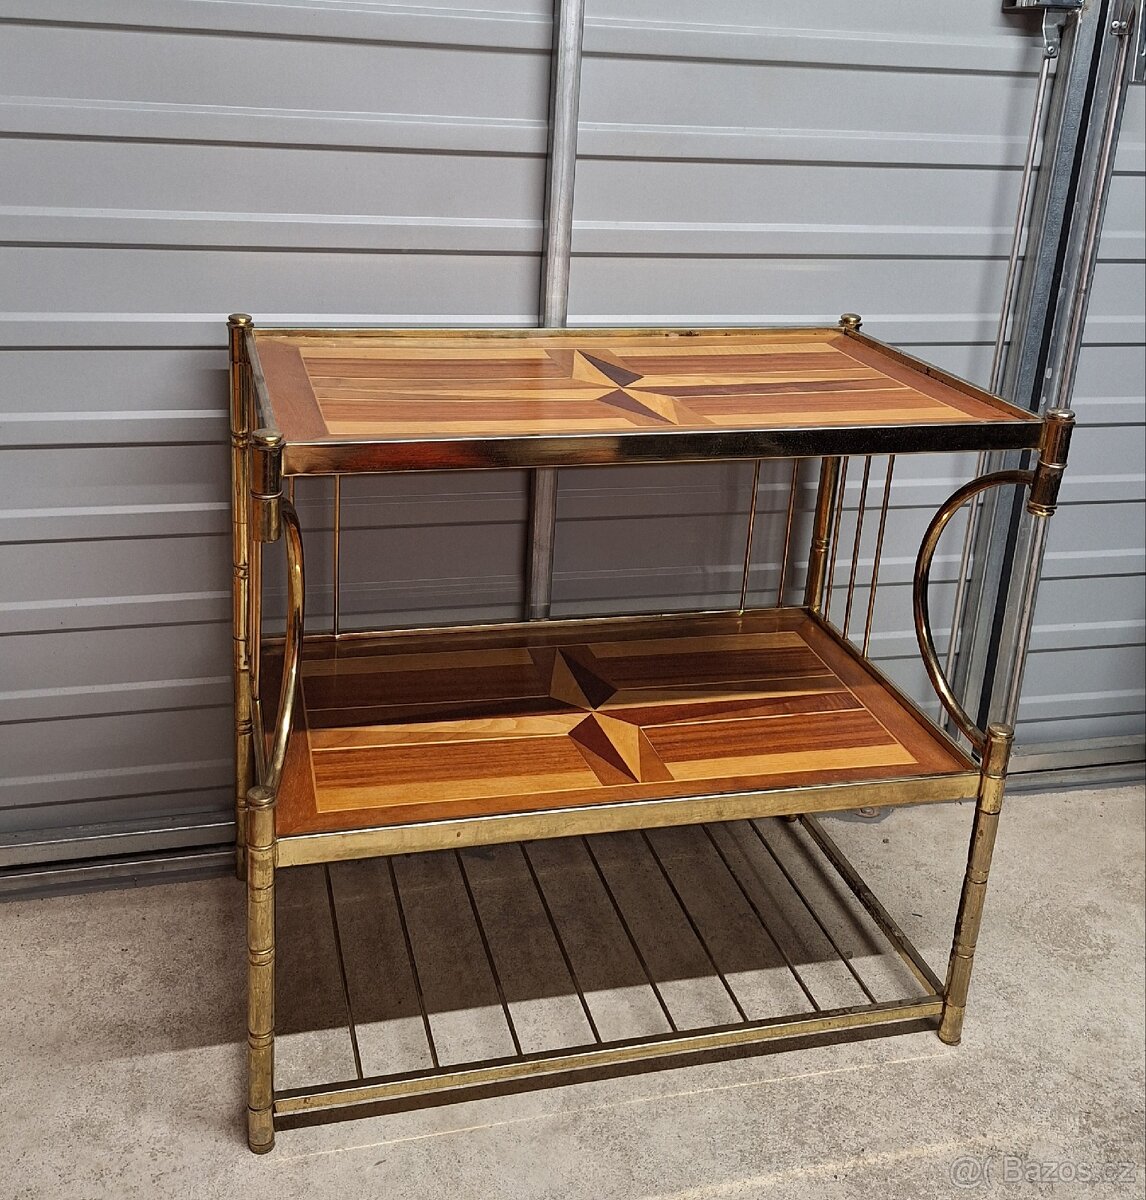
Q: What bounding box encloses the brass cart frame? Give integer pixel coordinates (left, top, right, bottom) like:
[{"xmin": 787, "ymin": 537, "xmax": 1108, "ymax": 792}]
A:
[{"xmin": 228, "ymin": 313, "xmax": 1072, "ymax": 1153}]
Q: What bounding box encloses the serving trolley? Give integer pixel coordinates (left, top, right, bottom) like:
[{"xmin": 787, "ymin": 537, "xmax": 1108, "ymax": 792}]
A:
[{"xmin": 227, "ymin": 312, "xmax": 1073, "ymax": 1152}]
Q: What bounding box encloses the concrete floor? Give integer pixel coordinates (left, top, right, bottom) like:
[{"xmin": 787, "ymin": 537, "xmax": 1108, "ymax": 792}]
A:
[{"xmin": 2, "ymin": 785, "xmax": 1143, "ymax": 1199}]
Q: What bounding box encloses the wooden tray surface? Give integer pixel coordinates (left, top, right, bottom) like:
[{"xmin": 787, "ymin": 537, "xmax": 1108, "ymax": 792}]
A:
[
  {"xmin": 250, "ymin": 328, "xmax": 1039, "ymax": 471},
  {"xmin": 266, "ymin": 610, "xmax": 973, "ymax": 839}
]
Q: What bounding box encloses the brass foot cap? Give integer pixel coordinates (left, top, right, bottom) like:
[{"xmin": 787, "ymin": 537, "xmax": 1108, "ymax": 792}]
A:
[
  {"xmin": 248, "ymin": 1138, "xmax": 275, "ymax": 1155},
  {"xmin": 937, "ymin": 1031, "xmax": 962, "ymax": 1047}
]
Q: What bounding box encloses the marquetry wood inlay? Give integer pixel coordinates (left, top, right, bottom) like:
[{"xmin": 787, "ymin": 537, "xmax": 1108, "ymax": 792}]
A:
[
  {"xmin": 270, "ymin": 611, "xmax": 970, "ymax": 838},
  {"xmin": 253, "ymin": 329, "xmax": 1020, "ymax": 447}
]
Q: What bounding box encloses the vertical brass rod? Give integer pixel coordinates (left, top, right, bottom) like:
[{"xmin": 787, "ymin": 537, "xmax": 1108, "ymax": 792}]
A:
[
  {"xmin": 520, "ymin": 844, "xmax": 602, "ymax": 1043},
  {"xmin": 823, "ymin": 456, "xmax": 851, "ymax": 623},
  {"xmin": 581, "ymin": 837, "xmax": 677, "ymax": 1032},
  {"xmin": 938, "ymin": 724, "xmax": 1014, "ymax": 1045},
  {"xmin": 228, "ymin": 314, "xmax": 254, "ymax": 879},
  {"xmin": 701, "ymin": 825, "xmax": 820, "ymax": 1011},
  {"xmin": 862, "ymin": 456, "xmax": 896, "ymax": 657},
  {"xmin": 324, "ymin": 865, "xmax": 364, "ymax": 1081},
  {"xmin": 738, "ymin": 460, "xmax": 763, "ymax": 613},
  {"xmin": 455, "ymin": 851, "xmax": 524, "ymax": 1057},
  {"xmin": 842, "ymin": 456, "xmax": 872, "ymax": 640},
  {"xmin": 804, "ymin": 456, "xmax": 841, "ymax": 613},
  {"xmin": 748, "ymin": 820, "xmax": 878, "ymax": 1004},
  {"xmin": 639, "ymin": 831, "xmax": 749, "ymax": 1022},
  {"xmin": 286, "ymin": 477, "xmax": 295, "ymax": 504},
  {"xmin": 387, "ymin": 858, "xmax": 440, "ymax": 1069},
  {"xmin": 776, "ymin": 459, "xmax": 800, "ymax": 607},
  {"xmin": 245, "ymin": 783, "xmax": 276, "ymax": 1153},
  {"xmin": 332, "ymin": 474, "xmax": 342, "ymax": 638},
  {"xmin": 249, "ymin": 538, "xmax": 262, "ymax": 755}
]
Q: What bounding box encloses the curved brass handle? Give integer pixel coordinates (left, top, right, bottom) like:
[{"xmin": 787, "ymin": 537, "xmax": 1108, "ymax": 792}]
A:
[
  {"xmin": 913, "ymin": 470, "xmax": 1033, "ymax": 752},
  {"xmin": 266, "ymin": 500, "xmax": 305, "ymax": 792}
]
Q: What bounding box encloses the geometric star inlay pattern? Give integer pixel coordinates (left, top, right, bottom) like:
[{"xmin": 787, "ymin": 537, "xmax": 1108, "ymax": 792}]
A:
[
  {"xmin": 287, "ymin": 335, "xmax": 957, "ymax": 441},
  {"xmin": 254, "ymin": 328, "xmax": 1032, "ymax": 468},
  {"xmin": 270, "ymin": 614, "xmax": 973, "ymax": 838}
]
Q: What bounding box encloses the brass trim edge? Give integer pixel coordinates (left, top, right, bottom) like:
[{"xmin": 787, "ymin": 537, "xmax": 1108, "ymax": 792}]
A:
[{"xmin": 275, "ymin": 773, "xmax": 977, "ymax": 866}]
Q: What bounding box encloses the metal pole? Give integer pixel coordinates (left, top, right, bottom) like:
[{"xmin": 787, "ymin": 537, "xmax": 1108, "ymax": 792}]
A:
[
  {"xmin": 1001, "ymin": 516, "xmax": 1051, "ymax": 725},
  {"xmin": 943, "ymin": 18, "xmax": 1060, "ymax": 705},
  {"xmin": 951, "ymin": 8, "xmax": 1091, "ymax": 713},
  {"xmin": 952, "ymin": 0, "xmax": 1128, "ymax": 730},
  {"xmin": 990, "ymin": 13, "xmax": 1065, "ymax": 396},
  {"xmin": 527, "ymin": 0, "xmax": 586, "ymax": 621},
  {"xmin": 986, "ymin": 4, "xmax": 1137, "ymax": 727},
  {"xmin": 1050, "ymin": 3, "xmax": 1137, "ymax": 412}
]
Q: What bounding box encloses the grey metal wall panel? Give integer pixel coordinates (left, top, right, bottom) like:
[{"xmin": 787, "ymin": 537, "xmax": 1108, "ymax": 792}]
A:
[
  {"xmin": 0, "ymin": 25, "xmax": 549, "ymax": 114},
  {"xmin": 0, "ymin": 3, "xmax": 549, "ymax": 850}
]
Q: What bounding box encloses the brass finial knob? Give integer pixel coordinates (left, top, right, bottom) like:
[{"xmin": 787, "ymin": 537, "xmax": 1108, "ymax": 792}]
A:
[
  {"xmin": 228, "ymin": 313, "xmax": 253, "ymax": 327},
  {"xmin": 839, "ymin": 313, "xmax": 862, "ymax": 331},
  {"xmin": 252, "ymin": 427, "xmax": 284, "ymax": 451}
]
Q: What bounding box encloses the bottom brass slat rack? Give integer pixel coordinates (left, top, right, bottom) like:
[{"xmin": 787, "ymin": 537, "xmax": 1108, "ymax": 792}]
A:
[{"xmin": 271, "ymin": 814, "xmax": 946, "ymax": 1130}]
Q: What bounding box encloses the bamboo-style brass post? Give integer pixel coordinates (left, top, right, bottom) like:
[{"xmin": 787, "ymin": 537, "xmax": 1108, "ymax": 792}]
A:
[
  {"xmin": 246, "ymin": 427, "xmax": 287, "ymax": 1152},
  {"xmin": 246, "ymin": 783, "xmax": 277, "ymax": 1152},
  {"xmin": 804, "ymin": 456, "xmax": 841, "ymax": 612},
  {"xmin": 1027, "ymin": 408, "xmax": 1074, "ymax": 520},
  {"xmin": 251, "ymin": 429, "xmax": 285, "ymax": 545},
  {"xmin": 938, "ymin": 723, "xmax": 1013, "ymax": 1045},
  {"xmin": 229, "ymin": 314, "xmax": 254, "ymax": 878},
  {"xmin": 803, "ymin": 314, "xmax": 861, "ymax": 613}
]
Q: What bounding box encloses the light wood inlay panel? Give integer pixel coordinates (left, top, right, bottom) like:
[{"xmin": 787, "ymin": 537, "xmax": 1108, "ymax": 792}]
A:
[
  {"xmin": 250, "ymin": 328, "xmax": 1040, "ymax": 471},
  {"xmin": 271, "ymin": 610, "xmax": 973, "ymax": 839}
]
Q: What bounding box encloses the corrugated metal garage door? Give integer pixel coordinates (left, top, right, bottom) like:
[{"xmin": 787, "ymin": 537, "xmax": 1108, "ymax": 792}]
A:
[{"xmin": 0, "ymin": 0, "xmax": 1141, "ymax": 868}]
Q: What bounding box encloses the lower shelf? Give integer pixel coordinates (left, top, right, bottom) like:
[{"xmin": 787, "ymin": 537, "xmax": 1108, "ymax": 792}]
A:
[
  {"xmin": 271, "ymin": 814, "xmax": 945, "ymax": 1130},
  {"xmin": 268, "ymin": 608, "xmax": 975, "ymax": 864}
]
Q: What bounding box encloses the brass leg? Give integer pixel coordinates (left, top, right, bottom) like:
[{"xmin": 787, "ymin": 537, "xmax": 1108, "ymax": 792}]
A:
[
  {"xmin": 938, "ymin": 723, "xmax": 1013, "ymax": 1046},
  {"xmin": 246, "ymin": 784, "xmax": 276, "ymax": 1153},
  {"xmin": 229, "ymin": 314, "xmax": 254, "ymax": 879}
]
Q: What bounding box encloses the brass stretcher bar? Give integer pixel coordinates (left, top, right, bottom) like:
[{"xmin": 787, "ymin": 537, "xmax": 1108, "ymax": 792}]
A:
[{"xmin": 228, "ymin": 314, "xmax": 1073, "ymax": 1152}]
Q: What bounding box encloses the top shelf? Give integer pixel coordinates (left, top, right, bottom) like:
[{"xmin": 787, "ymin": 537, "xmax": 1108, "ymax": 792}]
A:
[{"xmin": 247, "ymin": 325, "xmax": 1043, "ymax": 475}]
